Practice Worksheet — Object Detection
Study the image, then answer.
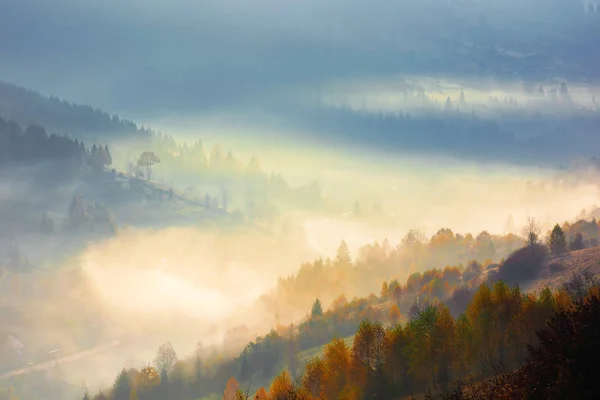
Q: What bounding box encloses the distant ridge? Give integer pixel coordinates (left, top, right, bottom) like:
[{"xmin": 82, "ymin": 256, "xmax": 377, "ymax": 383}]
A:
[{"xmin": 0, "ymin": 80, "xmax": 151, "ymax": 142}]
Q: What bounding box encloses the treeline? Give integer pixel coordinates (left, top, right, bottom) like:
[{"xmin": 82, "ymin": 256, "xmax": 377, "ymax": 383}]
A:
[
  {"xmin": 260, "ymin": 230, "xmax": 523, "ymax": 322},
  {"xmin": 80, "ymin": 213, "xmax": 600, "ymax": 400},
  {"xmin": 0, "ymin": 81, "xmax": 149, "ymax": 141},
  {"xmin": 245, "ymin": 274, "xmax": 599, "ymax": 400},
  {"xmin": 82, "ymin": 269, "xmax": 599, "ymax": 400},
  {"xmin": 265, "ymin": 217, "xmax": 600, "ymax": 321},
  {"xmin": 0, "ymin": 117, "xmax": 112, "ymax": 183},
  {"xmin": 142, "ymin": 135, "xmax": 324, "ymax": 212}
]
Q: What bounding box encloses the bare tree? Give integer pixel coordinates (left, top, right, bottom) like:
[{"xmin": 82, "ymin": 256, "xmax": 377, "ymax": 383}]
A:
[
  {"xmin": 522, "ymin": 217, "xmax": 542, "ymax": 252},
  {"xmin": 153, "ymin": 342, "xmax": 177, "ymax": 375},
  {"xmin": 137, "ymin": 151, "xmax": 161, "ymax": 180}
]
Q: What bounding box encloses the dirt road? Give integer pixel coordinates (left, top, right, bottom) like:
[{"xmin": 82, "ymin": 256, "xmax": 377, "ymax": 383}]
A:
[{"xmin": 0, "ymin": 340, "xmax": 121, "ymax": 380}]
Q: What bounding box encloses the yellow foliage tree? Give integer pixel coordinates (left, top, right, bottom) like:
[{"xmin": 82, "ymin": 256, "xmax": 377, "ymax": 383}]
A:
[
  {"xmin": 268, "ymin": 370, "xmax": 296, "ymax": 400},
  {"xmin": 388, "ymin": 304, "xmax": 402, "ymax": 323},
  {"xmin": 136, "ymin": 365, "xmax": 160, "ymax": 392},
  {"xmin": 301, "ymin": 357, "xmax": 325, "ymax": 398},
  {"xmin": 223, "ymin": 377, "xmax": 240, "ymax": 400},
  {"xmin": 253, "ymin": 387, "xmax": 268, "ymax": 400},
  {"xmin": 321, "ymin": 338, "xmax": 352, "ymax": 400}
]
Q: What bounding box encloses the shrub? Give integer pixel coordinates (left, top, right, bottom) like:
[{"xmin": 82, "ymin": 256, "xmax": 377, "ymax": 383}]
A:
[
  {"xmin": 561, "ymin": 269, "xmax": 599, "ymax": 301},
  {"xmin": 497, "ymin": 244, "xmax": 547, "ymax": 285},
  {"xmin": 548, "ymin": 262, "xmax": 566, "ymax": 275},
  {"xmin": 569, "ymin": 233, "xmax": 585, "ymax": 251}
]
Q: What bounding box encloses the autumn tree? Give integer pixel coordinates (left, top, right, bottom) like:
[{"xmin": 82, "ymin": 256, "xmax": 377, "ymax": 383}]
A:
[
  {"xmin": 430, "ymin": 305, "xmax": 456, "ymax": 390},
  {"xmin": 517, "ymin": 286, "xmax": 600, "ymax": 398},
  {"xmin": 351, "ymin": 320, "xmax": 387, "ymax": 399},
  {"xmin": 137, "ymin": 151, "xmax": 160, "ymax": 180},
  {"xmin": 302, "ymin": 357, "xmax": 325, "ymax": 397},
  {"xmin": 223, "ymin": 377, "xmax": 240, "ymax": 400},
  {"xmin": 253, "ymin": 387, "xmax": 268, "ymax": 400},
  {"xmin": 380, "ymin": 282, "xmax": 389, "ymax": 299},
  {"xmin": 383, "ymin": 324, "xmax": 411, "ymax": 397},
  {"xmin": 136, "ymin": 365, "xmax": 160, "ymax": 393},
  {"xmin": 549, "ymin": 224, "xmax": 567, "ymax": 255},
  {"xmin": 268, "ymin": 370, "xmax": 298, "ymax": 400},
  {"xmin": 321, "ymin": 338, "xmax": 353, "ymax": 399},
  {"xmin": 389, "ymin": 304, "xmax": 402, "ymax": 323}
]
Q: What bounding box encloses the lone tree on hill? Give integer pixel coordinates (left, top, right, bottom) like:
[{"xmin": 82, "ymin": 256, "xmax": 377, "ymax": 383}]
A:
[
  {"xmin": 522, "ymin": 217, "xmax": 542, "ymax": 253},
  {"xmin": 137, "ymin": 151, "xmax": 160, "ymax": 180},
  {"xmin": 549, "ymin": 224, "xmax": 567, "ymax": 255}
]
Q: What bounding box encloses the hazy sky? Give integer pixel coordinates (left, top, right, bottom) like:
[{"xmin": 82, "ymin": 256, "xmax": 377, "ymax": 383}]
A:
[{"xmin": 1, "ymin": 0, "xmax": 599, "ymax": 164}]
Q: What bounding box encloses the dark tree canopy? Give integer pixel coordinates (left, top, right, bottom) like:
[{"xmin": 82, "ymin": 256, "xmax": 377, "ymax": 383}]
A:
[
  {"xmin": 549, "ymin": 224, "xmax": 567, "ymax": 255},
  {"xmin": 311, "ymin": 298, "xmax": 323, "ymax": 318}
]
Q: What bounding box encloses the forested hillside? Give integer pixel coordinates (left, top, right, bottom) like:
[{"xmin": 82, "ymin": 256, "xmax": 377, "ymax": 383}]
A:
[
  {"xmin": 71, "ymin": 215, "xmax": 600, "ymax": 400},
  {"xmin": 0, "ymin": 116, "xmax": 112, "ymax": 184},
  {"xmin": 0, "ymin": 81, "xmax": 149, "ymax": 142},
  {"xmin": 0, "ymin": 81, "xmax": 326, "ymax": 222}
]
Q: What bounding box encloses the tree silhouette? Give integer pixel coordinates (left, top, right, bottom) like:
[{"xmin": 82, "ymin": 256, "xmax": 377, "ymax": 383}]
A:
[
  {"xmin": 569, "ymin": 233, "xmax": 585, "ymax": 251},
  {"xmin": 154, "ymin": 342, "xmax": 178, "ymax": 375},
  {"xmin": 519, "ymin": 287, "xmax": 600, "ymax": 398},
  {"xmin": 112, "ymin": 369, "xmax": 131, "ymax": 400},
  {"xmin": 522, "ymin": 217, "xmax": 541, "ymax": 252},
  {"xmin": 311, "ymin": 298, "xmax": 323, "ymax": 318},
  {"xmin": 335, "ymin": 240, "xmax": 351, "ymax": 265},
  {"xmin": 549, "ymin": 224, "xmax": 567, "ymax": 255},
  {"xmin": 137, "ymin": 151, "xmax": 160, "ymax": 180}
]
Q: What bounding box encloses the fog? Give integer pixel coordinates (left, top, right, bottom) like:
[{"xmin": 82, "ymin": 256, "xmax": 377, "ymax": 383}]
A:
[
  {"xmin": 2, "ymin": 109, "xmax": 600, "ymax": 398},
  {"xmin": 2, "ymin": 0, "xmax": 600, "ymax": 398}
]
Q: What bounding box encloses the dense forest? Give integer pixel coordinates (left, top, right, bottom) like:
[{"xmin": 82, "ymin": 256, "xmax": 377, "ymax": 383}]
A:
[
  {"xmin": 0, "ymin": 116, "xmax": 111, "ymax": 184},
  {"xmin": 0, "ymin": 81, "xmax": 149, "ymax": 142}
]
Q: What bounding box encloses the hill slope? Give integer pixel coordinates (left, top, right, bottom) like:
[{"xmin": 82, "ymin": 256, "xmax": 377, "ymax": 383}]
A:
[
  {"xmin": 526, "ymin": 247, "xmax": 600, "ymax": 293},
  {"xmin": 0, "ymin": 81, "xmax": 149, "ymax": 142}
]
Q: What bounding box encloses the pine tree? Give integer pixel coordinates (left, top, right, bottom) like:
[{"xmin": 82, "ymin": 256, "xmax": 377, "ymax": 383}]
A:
[
  {"xmin": 444, "ymin": 96, "xmax": 453, "ymax": 112},
  {"xmin": 104, "ymin": 145, "xmax": 113, "ymax": 166},
  {"xmin": 311, "ymin": 298, "xmax": 323, "ymax": 318},
  {"xmin": 335, "ymin": 240, "xmax": 351, "ymax": 265},
  {"xmin": 112, "ymin": 368, "xmax": 131, "ymax": 400},
  {"xmin": 549, "ymin": 224, "xmax": 567, "ymax": 255},
  {"xmin": 239, "ymin": 350, "xmax": 250, "ymax": 382}
]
